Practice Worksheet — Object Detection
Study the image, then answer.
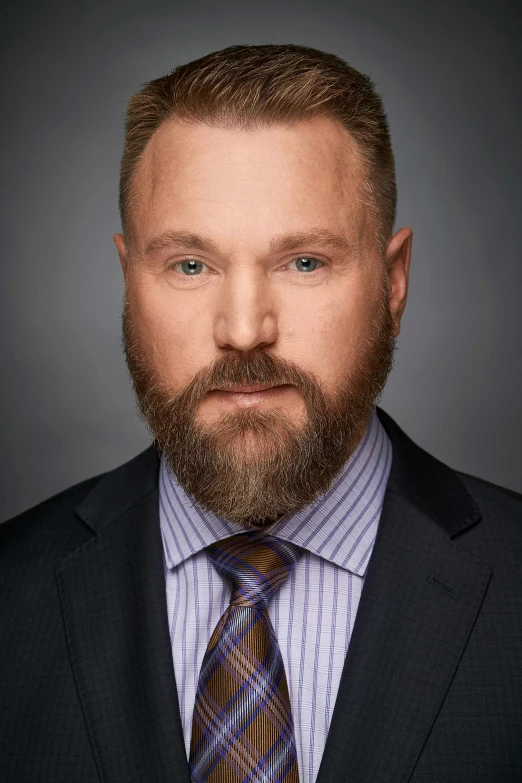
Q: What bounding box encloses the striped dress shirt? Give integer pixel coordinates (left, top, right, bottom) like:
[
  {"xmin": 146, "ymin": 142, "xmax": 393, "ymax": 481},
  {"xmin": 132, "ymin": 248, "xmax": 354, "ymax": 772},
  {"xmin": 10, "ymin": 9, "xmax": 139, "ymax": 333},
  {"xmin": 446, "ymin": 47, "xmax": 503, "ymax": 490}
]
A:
[{"xmin": 159, "ymin": 406, "xmax": 392, "ymax": 783}]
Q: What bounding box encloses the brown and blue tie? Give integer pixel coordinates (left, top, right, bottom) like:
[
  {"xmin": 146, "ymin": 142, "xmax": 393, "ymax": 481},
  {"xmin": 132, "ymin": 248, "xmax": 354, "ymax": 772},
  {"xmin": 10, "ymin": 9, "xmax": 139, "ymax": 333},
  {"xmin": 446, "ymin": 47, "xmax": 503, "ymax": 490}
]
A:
[{"xmin": 189, "ymin": 532, "xmax": 303, "ymax": 783}]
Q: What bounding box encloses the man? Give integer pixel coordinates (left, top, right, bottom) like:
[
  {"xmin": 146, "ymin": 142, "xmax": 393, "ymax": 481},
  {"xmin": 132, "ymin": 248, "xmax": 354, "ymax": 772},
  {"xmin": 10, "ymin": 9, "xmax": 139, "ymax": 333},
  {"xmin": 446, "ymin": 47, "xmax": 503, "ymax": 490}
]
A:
[{"xmin": 1, "ymin": 43, "xmax": 521, "ymax": 783}]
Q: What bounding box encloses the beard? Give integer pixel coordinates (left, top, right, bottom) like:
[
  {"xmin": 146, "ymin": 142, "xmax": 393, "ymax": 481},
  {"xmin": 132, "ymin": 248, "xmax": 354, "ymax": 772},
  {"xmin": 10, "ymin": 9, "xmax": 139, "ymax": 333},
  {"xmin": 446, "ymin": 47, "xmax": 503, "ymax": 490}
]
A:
[{"xmin": 122, "ymin": 283, "xmax": 396, "ymax": 528}]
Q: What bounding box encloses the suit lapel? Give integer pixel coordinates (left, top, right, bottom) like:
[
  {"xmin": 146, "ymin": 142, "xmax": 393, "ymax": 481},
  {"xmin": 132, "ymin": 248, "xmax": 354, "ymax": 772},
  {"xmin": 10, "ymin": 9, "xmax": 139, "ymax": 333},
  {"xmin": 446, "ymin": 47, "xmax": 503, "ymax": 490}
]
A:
[
  {"xmin": 56, "ymin": 446, "xmax": 190, "ymax": 783},
  {"xmin": 316, "ymin": 409, "xmax": 492, "ymax": 782}
]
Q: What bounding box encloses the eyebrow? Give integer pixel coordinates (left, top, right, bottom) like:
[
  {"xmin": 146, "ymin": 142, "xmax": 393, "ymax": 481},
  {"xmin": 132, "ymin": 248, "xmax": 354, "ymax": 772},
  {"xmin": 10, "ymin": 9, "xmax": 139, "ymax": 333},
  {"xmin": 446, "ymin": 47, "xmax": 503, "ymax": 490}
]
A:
[
  {"xmin": 144, "ymin": 228, "xmax": 354, "ymax": 257},
  {"xmin": 145, "ymin": 231, "xmax": 220, "ymax": 256},
  {"xmin": 269, "ymin": 229, "xmax": 354, "ymax": 255}
]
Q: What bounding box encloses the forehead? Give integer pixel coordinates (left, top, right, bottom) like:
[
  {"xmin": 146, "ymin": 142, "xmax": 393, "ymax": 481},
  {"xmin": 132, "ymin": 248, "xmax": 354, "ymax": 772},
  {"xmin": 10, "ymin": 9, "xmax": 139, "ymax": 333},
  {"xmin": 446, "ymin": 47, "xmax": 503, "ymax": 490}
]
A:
[{"xmin": 130, "ymin": 115, "xmax": 371, "ymax": 250}]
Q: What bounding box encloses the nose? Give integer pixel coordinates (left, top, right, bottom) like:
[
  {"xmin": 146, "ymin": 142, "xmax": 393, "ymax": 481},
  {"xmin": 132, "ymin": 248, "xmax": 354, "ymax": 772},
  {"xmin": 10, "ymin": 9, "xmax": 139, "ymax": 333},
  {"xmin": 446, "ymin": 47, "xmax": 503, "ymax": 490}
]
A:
[{"xmin": 213, "ymin": 267, "xmax": 278, "ymax": 352}]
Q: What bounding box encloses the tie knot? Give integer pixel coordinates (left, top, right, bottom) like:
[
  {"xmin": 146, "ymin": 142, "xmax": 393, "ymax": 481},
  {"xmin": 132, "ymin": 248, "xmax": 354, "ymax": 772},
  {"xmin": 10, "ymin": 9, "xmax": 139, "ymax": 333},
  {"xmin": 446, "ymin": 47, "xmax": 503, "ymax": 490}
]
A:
[{"xmin": 206, "ymin": 532, "xmax": 303, "ymax": 608}]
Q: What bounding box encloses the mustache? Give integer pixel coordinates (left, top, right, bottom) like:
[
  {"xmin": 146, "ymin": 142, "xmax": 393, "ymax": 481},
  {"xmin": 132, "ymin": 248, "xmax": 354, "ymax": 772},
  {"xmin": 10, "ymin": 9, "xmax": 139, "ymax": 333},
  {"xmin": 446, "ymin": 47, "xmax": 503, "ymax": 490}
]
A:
[
  {"xmin": 175, "ymin": 349, "xmax": 320, "ymax": 408},
  {"xmin": 122, "ymin": 303, "xmax": 322, "ymax": 414}
]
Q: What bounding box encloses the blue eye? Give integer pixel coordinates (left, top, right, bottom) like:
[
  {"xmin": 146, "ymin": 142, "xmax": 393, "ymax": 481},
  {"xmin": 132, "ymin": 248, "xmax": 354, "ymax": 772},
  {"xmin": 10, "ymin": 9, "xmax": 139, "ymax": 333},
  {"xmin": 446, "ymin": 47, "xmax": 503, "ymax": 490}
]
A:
[
  {"xmin": 292, "ymin": 256, "xmax": 321, "ymax": 273},
  {"xmin": 178, "ymin": 259, "xmax": 204, "ymax": 275}
]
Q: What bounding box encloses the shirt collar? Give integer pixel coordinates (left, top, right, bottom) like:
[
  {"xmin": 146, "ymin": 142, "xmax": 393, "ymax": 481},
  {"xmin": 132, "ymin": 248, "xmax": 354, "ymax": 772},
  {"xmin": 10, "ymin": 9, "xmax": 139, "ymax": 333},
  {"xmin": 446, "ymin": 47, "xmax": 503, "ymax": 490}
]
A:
[{"xmin": 159, "ymin": 407, "xmax": 392, "ymax": 577}]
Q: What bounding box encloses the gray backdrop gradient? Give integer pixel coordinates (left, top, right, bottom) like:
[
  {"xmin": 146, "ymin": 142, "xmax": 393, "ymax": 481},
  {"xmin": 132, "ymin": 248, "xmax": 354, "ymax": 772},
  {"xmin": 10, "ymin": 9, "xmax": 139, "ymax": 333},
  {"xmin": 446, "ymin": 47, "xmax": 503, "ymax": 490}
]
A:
[{"xmin": 1, "ymin": 0, "xmax": 521, "ymax": 520}]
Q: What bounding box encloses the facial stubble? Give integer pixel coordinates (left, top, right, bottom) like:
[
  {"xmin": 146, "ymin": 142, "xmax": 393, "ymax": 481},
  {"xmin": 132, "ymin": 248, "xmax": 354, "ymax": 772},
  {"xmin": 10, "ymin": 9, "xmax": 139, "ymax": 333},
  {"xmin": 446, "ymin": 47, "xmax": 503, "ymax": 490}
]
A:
[{"xmin": 122, "ymin": 284, "xmax": 396, "ymax": 528}]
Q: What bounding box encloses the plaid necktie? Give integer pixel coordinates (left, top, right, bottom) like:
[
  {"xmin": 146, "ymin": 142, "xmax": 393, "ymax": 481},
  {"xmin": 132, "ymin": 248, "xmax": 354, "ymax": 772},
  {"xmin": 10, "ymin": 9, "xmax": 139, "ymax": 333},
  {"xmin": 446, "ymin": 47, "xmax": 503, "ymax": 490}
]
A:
[{"xmin": 189, "ymin": 532, "xmax": 303, "ymax": 783}]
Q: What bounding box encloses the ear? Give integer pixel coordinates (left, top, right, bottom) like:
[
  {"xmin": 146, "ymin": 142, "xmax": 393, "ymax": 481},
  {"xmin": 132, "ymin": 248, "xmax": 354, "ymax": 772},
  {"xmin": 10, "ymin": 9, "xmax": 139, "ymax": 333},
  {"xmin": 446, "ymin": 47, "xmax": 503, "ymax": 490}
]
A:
[
  {"xmin": 384, "ymin": 227, "xmax": 413, "ymax": 337},
  {"xmin": 113, "ymin": 233, "xmax": 128, "ymax": 276}
]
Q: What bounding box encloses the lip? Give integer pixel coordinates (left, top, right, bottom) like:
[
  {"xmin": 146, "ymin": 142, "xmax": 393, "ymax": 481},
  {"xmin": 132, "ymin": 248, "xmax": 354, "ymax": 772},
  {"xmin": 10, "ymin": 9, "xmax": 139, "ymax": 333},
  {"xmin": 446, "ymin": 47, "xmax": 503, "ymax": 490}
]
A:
[{"xmin": 211, "ymin": 383, "xmax": 284, "ymax": 393}]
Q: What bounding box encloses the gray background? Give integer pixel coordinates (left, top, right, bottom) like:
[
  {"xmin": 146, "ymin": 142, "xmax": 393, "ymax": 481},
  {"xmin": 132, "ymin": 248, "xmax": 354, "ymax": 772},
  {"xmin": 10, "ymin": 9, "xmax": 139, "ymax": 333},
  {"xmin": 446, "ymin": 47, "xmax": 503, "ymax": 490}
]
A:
[{"xmin": 1, "ymin": 0, "xmax": 521, "ymax": 521}]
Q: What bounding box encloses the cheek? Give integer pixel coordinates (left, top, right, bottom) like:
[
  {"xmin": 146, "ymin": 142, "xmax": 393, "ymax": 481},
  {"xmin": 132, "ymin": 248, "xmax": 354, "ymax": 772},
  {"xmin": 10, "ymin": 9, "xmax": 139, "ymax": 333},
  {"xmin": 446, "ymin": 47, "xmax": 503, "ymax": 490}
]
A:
[
  {"xmin": 281, "ymin": 284, "xmax": 376, "ymax": 388},
  {"xmin": 126, "ymin": 275, "xmax": 215, "ymax": 391}
]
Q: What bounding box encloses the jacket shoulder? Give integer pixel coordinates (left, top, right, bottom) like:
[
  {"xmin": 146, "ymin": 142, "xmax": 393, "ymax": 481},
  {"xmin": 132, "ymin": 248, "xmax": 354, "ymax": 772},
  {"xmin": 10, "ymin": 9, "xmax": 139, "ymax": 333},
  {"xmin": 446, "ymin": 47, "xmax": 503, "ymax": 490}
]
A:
[
  {"xmin": 456, "ymin": 469, "xmax": 522, "ymax": 519},
  {"xmin": 0, "ymin": 445, "xmax": 160, "ymax": 568},
  {"xmin": 452, "ymin": 469, "xmax": 522, "ymax": 574},
  {"xmin": 0, "ymin": 472, "xmax": 106, "ymax": 571},
  {"xmin": 3, "ymin": 472, "xmax": 104, "ymax": 527}
]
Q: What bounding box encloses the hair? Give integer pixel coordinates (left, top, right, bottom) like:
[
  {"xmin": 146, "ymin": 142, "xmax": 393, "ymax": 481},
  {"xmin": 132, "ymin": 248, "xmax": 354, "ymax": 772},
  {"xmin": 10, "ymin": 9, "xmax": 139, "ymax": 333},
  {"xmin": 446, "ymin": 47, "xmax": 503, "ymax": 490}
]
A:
[{"xmin": 119, "ymin": 44, "xmax": 397, "ymax": 252}]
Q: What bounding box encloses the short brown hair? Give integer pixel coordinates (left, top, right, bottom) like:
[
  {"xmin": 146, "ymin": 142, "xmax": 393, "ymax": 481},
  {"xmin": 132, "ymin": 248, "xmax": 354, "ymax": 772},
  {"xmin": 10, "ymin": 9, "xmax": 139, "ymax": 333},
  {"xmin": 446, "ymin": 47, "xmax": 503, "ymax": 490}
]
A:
[{"xmin": 119, "ymin": 44, "xmax": 396, "ymax": 251}]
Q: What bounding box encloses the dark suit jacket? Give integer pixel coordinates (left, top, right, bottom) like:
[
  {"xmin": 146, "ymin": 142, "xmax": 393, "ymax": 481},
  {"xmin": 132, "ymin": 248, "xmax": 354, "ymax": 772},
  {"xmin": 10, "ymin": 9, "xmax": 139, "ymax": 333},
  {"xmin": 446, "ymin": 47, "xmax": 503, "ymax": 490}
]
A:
[{"xmin": 1, "ymin": 407, "xmax": 521, "ymax": 782}]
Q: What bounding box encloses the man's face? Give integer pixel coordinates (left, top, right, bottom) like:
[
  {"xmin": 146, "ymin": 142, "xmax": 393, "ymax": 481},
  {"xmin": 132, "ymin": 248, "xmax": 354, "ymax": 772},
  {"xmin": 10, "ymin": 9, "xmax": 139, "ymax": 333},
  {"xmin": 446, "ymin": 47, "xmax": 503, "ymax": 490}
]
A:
[{"xmin": 115, "ymin": 116, "xmax": 411, "ymax": 526}]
